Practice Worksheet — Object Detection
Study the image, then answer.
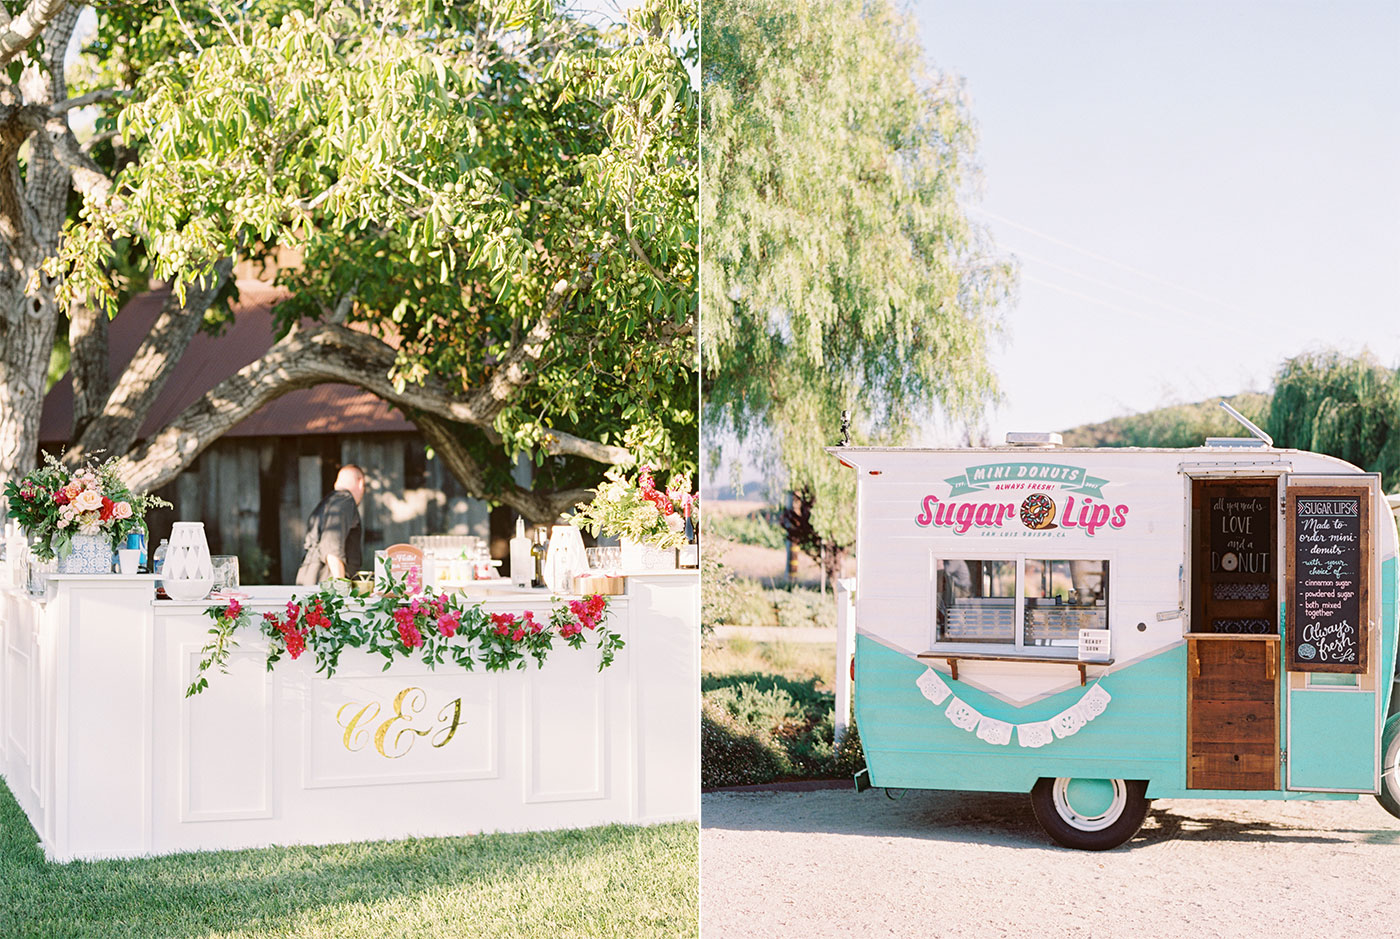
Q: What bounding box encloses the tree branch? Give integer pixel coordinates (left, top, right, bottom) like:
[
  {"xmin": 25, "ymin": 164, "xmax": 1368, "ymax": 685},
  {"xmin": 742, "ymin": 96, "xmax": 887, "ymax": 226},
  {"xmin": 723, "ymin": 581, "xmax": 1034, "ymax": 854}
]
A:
[
  {"xmin": 69, "ymin": 300, "xmax": 110, "ymax": 439},
  {"xmin": 414, "ymin": 412, "xmax": 592, "ymax": 526},
  {"xmin": 466, "ymin": 268, "xmax": 596, "ymax": 418},
  {"xmin": 79, "ymin": 128, "xmax": 118, "ymax": 153},
  {"xmin": 68, "ymin": 259, "xmax": 233, "ymax": 464},
  {"xmin": 52, "ymin": 87, "xmax": 129, "ymax": 114},
  {"xmin": 15, "ymin": 106, "xmax": 116, "ymax": 205},
  {"xmin": 0, "ymin": 0, "xmax": 71, "ymax": 67},
  {"xmin": 116, "ymin": 321, "xmax": 630, "ymax": 493},
  {"xmin": 539, "ymin": 429, "xmax": 632, "ymax": 464}
]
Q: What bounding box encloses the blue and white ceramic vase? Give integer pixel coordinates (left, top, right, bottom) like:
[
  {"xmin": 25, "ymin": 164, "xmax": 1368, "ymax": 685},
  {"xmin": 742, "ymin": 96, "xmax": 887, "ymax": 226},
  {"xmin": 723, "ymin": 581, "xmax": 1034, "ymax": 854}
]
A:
[{"xmin": 57, "ymin": 533, "xmax": 112, "ymax": 574}]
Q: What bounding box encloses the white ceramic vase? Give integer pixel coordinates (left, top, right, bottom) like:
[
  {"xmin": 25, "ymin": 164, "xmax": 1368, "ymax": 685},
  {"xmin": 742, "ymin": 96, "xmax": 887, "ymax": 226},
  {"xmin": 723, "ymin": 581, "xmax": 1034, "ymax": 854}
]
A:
[
  {"xmin": 544, "ymin": 525, "xmax": 588, "ymax": 592},
  {"xmin": 620, "ymin": 537, "xmax": 676, "ymax": 572},
  {"xmin": 163, "ymin": 522, "xmax": 214, "ymax": 602},
  {"xmin": 58, "ymin": 533, "xmax": 112, "ymax": 574}
]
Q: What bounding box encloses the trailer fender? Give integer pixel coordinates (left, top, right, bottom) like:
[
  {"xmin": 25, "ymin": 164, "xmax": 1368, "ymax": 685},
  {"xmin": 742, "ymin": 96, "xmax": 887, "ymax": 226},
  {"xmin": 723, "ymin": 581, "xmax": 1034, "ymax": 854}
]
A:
[{"xmin": 1377, "ymin": 714, "xmax": 1400, "ymax": 820}]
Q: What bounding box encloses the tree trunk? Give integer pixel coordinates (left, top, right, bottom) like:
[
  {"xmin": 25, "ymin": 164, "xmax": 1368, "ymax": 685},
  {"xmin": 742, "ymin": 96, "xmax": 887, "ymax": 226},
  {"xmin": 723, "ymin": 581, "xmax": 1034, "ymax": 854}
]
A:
[
  {"xmin": 0, "ymin": 5, "xmax": 78, "ymax": 491},
  {"xmin": 0, "ymin": 305, "xmax": 57, "ymax": 485}
]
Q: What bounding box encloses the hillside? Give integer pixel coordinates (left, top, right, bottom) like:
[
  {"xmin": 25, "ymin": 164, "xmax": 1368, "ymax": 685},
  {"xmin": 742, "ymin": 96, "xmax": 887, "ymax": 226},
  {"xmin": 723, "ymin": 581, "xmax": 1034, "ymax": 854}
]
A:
[{"xmin": 1060, "ymin": 392, "xmax": 1272, "ymax": 448}]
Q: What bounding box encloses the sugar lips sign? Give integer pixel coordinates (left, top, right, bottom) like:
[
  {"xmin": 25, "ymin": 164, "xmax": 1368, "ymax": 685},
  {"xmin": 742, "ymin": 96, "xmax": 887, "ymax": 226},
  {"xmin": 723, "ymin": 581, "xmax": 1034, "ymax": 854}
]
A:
[{"xmin": 915, "ymin": 462, "xmax": 1129, "ymax": 536}]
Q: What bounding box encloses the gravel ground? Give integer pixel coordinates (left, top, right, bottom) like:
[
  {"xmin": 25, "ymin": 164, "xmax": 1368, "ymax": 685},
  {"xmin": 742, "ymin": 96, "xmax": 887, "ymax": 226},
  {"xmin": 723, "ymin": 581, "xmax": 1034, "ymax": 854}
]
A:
[{"xmin": 701, "ymin": 787, "xmax": 1400, "ymax": 938}]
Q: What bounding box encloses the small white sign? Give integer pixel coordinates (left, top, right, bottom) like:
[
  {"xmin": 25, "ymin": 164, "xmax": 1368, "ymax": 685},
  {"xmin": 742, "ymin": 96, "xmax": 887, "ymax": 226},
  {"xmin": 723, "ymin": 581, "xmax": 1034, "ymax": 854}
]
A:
[{"xmin": 1078, "ymin": 628, "xmax": 1111, "ymax": 662}]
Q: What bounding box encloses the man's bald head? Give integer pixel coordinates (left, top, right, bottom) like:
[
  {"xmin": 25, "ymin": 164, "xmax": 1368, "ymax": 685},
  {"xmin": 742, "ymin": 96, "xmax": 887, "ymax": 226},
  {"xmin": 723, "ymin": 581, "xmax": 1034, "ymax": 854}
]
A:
[{"xmin": 335, "ymin": 464, "xmax": 365, "ymax": 504}]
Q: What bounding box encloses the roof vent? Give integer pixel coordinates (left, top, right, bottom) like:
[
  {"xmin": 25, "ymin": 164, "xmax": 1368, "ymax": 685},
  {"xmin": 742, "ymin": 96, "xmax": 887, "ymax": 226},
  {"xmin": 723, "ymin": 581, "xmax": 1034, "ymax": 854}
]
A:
[
  {"xmin": 1215, "ymin": 401, "xmax": 1273, "ymax": 446},
  {"xmin": 1204, "ymin": 437, "xmax": 1270, "ymax": 448},
  {"xmin": 1005, "ymin": 432, "xmax": 1062, "ymax": 448}
]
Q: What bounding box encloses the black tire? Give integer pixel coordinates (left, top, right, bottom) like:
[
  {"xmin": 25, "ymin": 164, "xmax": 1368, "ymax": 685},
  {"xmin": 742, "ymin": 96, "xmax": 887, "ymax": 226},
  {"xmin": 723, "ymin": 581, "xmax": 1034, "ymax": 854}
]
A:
[
  {"xmin": 1030, "ymin": 777, "xmax": 1150, "ymax": 850},
  {"xmin": 1377, "ymin": 716, "xmax": 1400, "ymax": 820}
]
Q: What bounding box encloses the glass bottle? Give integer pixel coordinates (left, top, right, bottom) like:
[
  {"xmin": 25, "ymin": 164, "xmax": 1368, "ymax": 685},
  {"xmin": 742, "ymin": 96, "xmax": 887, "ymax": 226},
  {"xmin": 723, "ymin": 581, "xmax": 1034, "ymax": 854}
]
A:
[{"xmin": 153, "ymin": 538, "xmax": 169, "ymax": 598}]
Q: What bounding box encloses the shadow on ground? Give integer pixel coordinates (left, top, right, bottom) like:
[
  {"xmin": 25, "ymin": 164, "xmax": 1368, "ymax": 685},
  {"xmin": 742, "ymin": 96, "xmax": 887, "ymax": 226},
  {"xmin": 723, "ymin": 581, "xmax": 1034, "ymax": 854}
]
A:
[{"xmin": 702, "ymin": 787, "xmax": 1400, "ymax": 852}]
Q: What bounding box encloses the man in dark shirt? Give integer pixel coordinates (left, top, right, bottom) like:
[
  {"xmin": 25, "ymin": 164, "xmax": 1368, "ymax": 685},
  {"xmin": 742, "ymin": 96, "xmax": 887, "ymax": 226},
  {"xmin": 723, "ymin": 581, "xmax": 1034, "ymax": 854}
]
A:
[{"xmin": 295, "ymin": 464, "xmax": 365, "ymax": 585}]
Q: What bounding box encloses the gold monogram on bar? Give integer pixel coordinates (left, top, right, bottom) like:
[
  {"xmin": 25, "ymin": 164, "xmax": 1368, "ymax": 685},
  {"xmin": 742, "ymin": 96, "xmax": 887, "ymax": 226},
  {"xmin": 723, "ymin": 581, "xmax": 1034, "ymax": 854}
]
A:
[{"xmin": 336, "ymin": 687, "xmax": 463, "ymax": 758}]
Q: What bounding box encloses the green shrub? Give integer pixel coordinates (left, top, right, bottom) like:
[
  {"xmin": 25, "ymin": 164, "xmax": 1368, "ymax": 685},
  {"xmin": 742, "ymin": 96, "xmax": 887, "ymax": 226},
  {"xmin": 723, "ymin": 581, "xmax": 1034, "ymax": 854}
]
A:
[
  {"xmin": 706, "ymin": 510, "xmax": 786, "ymax": 550},
  {"xmin": 707, "ymin": 680, "xmax": 804, "ymax": 734},
  {"xmin": 701, "ymin": 671, "xmax": 865, "ymax": 788},
  {"xmin": 701, "ymin": 696, "xmax": 792, "ymax": 787},
  {"xmin": 703, "ymin": 574, "xmax": 838, "ymax": 630},
  {"xmin": 772, "ymin": 588, "xmax": 835, "ymax": 629}
]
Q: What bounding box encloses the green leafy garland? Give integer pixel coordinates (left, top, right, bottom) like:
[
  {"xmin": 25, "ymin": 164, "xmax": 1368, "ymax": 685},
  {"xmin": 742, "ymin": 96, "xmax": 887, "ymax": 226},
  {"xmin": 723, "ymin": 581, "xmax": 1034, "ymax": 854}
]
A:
[{"xmin": 187, "ymin": 580, "xmax": 621, "ymax": 697}]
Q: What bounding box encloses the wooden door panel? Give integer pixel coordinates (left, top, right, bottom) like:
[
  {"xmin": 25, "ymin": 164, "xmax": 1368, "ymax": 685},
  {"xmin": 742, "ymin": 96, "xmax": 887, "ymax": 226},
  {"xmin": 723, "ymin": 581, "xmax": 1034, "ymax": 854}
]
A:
[
  {"xmin": 1188, "ymin": 699, "xmax": 1277, "ymax": 744},
  {"xmin": 1189, "ymin": 752, "xmax": 1278, "ymax": 788},
  {"xmin": 1187, "ymin": 637, "xmax": 1279, "ymax": 790}
]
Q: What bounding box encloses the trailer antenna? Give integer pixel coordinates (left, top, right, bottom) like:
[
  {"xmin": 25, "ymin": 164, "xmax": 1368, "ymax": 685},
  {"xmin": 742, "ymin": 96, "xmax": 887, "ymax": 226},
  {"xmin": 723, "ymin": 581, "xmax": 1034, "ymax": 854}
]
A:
[
  {"xmin": 1217, "ymin": 400, "xmax": 1273, "ymax": 446},
  {"xmin": 839, "ymin": 410, "xmax": 850, "ymax": 447}
]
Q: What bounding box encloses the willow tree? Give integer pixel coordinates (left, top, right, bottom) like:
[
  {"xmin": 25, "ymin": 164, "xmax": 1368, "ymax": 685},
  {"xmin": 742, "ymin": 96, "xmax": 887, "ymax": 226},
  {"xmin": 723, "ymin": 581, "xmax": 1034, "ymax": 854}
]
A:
[
  {"xmin": 0, "ymin": 0, "xmax": 697, "ymax": 522},
  {"xmin": 1268, "ymin": 351, "xmax": 1400, "ymax": 491},
  {"xmin": 700, "ymin": 0, "xmax": 1014, "ymax": 578}
]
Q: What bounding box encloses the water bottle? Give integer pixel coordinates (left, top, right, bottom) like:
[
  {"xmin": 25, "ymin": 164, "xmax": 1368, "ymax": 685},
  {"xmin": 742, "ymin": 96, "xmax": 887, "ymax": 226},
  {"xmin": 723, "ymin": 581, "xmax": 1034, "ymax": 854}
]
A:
[
  {"xmin": 153, "ymin": 538, "xmax": 169, "ymax": 597},
  {"xmin": 126, "ymin": 531, "xmax": 147, "ymax": 571}
]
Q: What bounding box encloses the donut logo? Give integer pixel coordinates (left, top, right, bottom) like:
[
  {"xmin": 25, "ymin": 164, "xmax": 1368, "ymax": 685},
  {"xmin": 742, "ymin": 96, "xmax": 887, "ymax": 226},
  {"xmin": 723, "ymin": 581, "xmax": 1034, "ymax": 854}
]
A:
[
  {"xmin": 1220, "ymin": 552, "xmax": 1239, "ymax": 572},
  {"xmin": 1298, "ymin": 642, "xmax": 1317, "ymax": 660},
  {"xmin": 1019, "ymin": 494, "xmax": 1057, "ymax": 530}
]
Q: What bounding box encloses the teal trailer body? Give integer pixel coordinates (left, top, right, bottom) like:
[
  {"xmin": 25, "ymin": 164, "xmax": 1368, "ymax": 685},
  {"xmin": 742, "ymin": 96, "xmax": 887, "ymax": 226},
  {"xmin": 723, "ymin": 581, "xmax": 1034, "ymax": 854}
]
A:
[{"xmin": 836, "ymin": 442, "xmax": 1400, "ymax": 811}]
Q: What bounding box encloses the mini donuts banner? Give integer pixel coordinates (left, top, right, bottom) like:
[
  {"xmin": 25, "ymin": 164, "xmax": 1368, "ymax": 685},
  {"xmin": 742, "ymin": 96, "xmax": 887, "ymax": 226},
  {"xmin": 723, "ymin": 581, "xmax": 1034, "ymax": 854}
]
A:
[
  {"xmin": 914, "ymin": 460, "xmax": 1131, "ymax": 537},
  {"xmin": 916, "ymin": 668, "xmax": 1112, "ymax": 748}
]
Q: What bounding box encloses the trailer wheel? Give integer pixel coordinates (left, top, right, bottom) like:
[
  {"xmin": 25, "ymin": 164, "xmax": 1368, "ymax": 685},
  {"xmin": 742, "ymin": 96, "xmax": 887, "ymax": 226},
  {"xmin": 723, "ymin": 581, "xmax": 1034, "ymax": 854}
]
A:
[
  {"xmin": 1030, "ymin": 777, "xmax": 1149, "ymax": 850},
  {"xmin": 1377, "ymin": 716, "xmax": 1400, "ymax": 820}
]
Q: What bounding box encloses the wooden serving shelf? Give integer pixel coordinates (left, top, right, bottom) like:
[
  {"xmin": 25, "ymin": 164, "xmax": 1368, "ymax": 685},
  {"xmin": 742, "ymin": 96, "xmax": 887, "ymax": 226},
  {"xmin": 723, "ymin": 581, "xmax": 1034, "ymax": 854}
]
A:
[{"xmin": 916, "ymin": 651, "xmax": 1114, "ymax": 686}]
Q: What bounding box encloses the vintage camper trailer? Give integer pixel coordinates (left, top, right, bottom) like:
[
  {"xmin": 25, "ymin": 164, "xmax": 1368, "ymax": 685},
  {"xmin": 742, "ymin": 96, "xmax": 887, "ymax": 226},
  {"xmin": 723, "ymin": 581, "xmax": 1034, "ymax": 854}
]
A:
[{"xmin": 832, "ymin": 421, "xmax": 1400, "ymax": 850}]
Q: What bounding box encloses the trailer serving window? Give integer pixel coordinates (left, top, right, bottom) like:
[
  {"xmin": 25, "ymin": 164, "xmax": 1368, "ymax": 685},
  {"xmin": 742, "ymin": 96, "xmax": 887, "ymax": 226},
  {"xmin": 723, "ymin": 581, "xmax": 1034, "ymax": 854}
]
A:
[{"xmin": 935, "ymin": 557, "xmax": 1109, "ymax": 650}]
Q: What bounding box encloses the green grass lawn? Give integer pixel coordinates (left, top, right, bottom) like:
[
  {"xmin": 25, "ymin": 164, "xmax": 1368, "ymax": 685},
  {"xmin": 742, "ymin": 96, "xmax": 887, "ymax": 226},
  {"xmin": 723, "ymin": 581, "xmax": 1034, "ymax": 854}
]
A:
[
  {"xmin": 701, "ymin": 638, "xmax": 863, "ymax": 788},
  {"xmin": 0, "ymin": 780, "xmax": 697, "ymax": 939}
]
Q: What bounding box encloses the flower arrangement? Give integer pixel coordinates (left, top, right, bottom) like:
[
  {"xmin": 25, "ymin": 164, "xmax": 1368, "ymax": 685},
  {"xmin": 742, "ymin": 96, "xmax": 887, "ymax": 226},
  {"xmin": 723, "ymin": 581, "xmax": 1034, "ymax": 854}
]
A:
[
  {"xmin": 186, "ymin": 575, "xmax": 622, "ymax": 696},
  {"xmin": 3, "ymin": 451, "xmax": 169, "ymax": 562},
  {"xmin": 569, "ymin": 465, "xmax": 698, "ymax": 549}
]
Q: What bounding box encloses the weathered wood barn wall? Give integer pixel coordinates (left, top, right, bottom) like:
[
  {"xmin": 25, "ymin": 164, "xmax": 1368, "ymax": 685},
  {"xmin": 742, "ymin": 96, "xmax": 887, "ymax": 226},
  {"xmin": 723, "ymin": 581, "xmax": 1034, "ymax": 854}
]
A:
[
  {"xmin": 142, "ymin": 432, "xmax": 489, "ymax": 584},
  {"xmin": 40, "ymin": 281, "xmax": 506, "ymax": 584}
]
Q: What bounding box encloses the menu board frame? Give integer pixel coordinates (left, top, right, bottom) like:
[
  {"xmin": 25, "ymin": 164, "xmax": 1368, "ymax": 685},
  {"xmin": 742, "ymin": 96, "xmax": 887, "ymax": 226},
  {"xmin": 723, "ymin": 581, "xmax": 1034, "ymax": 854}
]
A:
[{"xmin": 1285, "ymin": 484, "xmax": 1370, "ymax": 674}]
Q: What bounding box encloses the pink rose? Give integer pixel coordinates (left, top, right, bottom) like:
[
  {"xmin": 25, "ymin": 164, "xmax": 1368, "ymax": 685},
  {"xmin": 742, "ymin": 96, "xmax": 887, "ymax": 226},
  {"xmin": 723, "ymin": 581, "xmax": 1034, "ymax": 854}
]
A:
[
  {"xmin": 113, "ymin": 501, "xmax": 133, "ymax": 520},
  {"xmin": 72, "ymin": 489, "xmax": 102, "ymax": 512}
]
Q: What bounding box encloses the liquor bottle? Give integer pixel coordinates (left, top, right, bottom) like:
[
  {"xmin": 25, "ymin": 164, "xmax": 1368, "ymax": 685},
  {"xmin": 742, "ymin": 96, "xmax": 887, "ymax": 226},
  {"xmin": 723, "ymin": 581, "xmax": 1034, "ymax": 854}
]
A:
[
  {"xmin": 530, "ymin": 526, "xmax": 550, "ymax": 587},
  {"xmin": 677, "ymin": 516, "xmax": 699, "ymax": 569}
]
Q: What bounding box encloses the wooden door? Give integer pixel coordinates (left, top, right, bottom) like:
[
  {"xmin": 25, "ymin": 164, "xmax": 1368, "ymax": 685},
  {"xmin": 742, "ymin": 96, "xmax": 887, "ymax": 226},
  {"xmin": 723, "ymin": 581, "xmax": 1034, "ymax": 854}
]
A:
[
  {"xmin": 1187, "ymin": 636, "xmax": 1279, "ymax": 789},
  {"xmin": 1187, "ymin": 479, "xmax": 1280, "ymax": 790}
]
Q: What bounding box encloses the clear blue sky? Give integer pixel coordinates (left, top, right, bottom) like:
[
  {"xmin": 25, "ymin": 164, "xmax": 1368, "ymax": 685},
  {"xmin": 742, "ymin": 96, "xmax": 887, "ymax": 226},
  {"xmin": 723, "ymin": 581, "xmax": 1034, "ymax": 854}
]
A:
[{"xmin": 914, "ymin": 0, "xmax": 1400, "ymax": 443}]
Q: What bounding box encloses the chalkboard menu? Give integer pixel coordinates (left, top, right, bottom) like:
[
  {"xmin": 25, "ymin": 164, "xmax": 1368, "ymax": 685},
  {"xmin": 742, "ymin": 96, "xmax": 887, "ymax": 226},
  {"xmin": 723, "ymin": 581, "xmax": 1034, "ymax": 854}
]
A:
[{"xmin": 1286, "ymin": 487, "xmax": 1370, "ymax": 673}]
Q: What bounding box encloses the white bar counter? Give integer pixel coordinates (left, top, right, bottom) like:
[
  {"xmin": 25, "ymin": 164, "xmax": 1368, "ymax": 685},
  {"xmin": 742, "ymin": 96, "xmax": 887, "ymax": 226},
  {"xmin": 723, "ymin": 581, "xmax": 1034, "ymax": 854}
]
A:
[{"xmin": 0, "ymin": 571, "xmax": 698, "ymax": 861}]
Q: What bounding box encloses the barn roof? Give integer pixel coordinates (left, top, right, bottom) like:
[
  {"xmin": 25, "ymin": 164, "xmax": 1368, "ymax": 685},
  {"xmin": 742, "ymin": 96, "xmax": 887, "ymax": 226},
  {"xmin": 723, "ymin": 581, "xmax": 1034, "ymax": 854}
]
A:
[{"xmin": 40, "ymin": 280, "xmax": 415, "ymax": 443}]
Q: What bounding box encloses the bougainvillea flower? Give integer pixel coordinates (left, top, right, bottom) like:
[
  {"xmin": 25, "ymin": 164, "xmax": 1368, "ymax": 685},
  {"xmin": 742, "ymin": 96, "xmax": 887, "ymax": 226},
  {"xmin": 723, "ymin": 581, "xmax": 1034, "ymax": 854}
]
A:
[{"xmin": 397, "ymin": 618, "xmax": 424, "ymax": 650}]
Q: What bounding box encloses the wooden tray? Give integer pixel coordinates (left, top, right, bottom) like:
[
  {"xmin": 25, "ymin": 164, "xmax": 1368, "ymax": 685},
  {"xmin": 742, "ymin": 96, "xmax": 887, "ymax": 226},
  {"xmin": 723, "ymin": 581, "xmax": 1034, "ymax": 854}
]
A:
[{"xmin": 573, "ymin": 574, "xmax": 626, "ymax": 596}]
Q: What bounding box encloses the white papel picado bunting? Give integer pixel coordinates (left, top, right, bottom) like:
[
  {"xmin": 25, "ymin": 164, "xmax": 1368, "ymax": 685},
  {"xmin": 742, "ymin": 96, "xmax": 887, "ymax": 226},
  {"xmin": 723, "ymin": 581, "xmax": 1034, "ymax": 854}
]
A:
[{"xmin": 915, "ymin": 667, "xmax": 1112, "ymax": 748}]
